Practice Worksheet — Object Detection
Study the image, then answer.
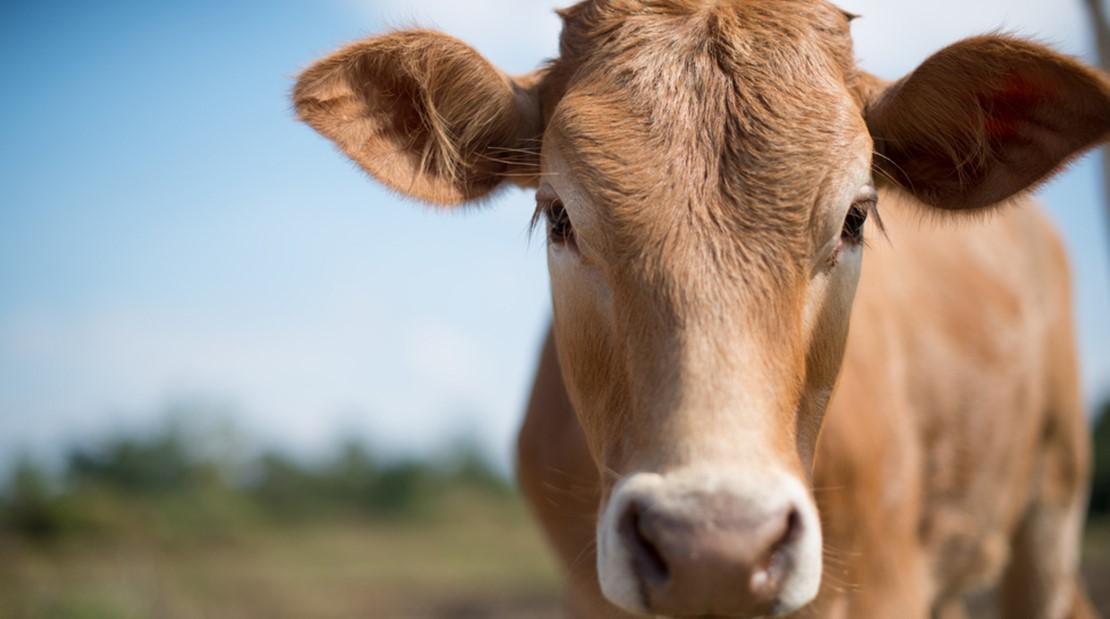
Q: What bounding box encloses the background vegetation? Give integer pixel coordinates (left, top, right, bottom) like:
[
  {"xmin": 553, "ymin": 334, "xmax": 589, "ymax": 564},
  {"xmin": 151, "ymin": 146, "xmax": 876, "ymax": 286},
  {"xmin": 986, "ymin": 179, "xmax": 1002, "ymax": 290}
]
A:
[
  {"xmin": 0, "ymin": 410, "xmax": 560, "ymax": 618},
  {"xmin": 2, "ymin": 401, "xmax": 1108, "ymax": 618}
]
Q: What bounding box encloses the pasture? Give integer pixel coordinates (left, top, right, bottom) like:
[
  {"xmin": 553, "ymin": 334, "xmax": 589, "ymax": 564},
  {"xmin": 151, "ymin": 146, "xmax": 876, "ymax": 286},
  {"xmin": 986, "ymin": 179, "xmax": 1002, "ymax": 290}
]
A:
[
  {"xmin": 0, "ymin": 495, "xmax": 560, "ymax": 619},
  {"xmin": 2, "ymin": 498, "xmax": 1108, "ymax": 618},
  {"xmin": 1, "ymin": 415, "xmax": 1107, "ymax": 618}
]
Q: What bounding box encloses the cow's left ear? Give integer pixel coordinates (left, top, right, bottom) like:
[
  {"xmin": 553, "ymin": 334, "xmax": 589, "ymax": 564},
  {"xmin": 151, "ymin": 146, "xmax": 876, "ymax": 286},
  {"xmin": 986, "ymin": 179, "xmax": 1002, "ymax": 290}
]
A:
[
  {"xmin": 865, "ymin": 35, "xmax": 1110, "ymax": 211},
  {"xmin": 293, "ymin": 31, "xmax": 544, "ymax": 206}
]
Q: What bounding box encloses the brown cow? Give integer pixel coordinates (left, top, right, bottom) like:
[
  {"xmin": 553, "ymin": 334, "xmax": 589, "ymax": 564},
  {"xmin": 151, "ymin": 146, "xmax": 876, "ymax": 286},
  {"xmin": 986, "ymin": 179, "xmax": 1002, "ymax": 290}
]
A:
[{"xmin": 293, "ymin": 1, "xmax": 1109, "ymax": 617}]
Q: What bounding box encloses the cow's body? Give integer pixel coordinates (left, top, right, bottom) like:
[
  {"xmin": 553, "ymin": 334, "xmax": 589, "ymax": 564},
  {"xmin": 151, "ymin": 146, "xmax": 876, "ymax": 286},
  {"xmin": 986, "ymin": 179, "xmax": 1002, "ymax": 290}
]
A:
[
  {"xmin": 294, "ymin": 1, "xmax": 1107, "ymax": 616},
  {"xmin": 520, "ymin": 192, "xmax": 1093, "ymax": 617}
]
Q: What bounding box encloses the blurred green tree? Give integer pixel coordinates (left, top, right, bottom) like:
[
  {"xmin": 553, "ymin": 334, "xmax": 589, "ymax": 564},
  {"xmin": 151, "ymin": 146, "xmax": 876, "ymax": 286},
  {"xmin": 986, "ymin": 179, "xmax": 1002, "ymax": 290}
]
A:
[
  {"xmin": 67, "ymin": 428, "xmax": 200, "ymax": 495},
  {"xmin": 1, "ymin": 456, "xmax": 65, "ymax": 540},
  {"xmin": 1090, "ymin": 399, "xmax": 1110, "ymax": 517},
  {"xmin": 0, "ymin": 409, "xmax": 515, "ymax": 540}
]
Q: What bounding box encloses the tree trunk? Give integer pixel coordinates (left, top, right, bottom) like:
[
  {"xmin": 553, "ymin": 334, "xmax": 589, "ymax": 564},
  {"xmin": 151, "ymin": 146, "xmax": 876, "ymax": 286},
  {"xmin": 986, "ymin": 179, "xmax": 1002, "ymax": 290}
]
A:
[{"xmin": 1084, "ymin": 0, "xmax": 1110, "ymax": 257}]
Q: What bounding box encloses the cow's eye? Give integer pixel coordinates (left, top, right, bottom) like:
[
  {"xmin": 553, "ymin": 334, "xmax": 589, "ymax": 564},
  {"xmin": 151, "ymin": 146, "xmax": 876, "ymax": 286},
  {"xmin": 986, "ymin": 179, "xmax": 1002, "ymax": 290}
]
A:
[
  {"xmin": 841, "ymin": 190, "xmax": 877, "ymax": 246},
  {"xmin": 841, "ymin": 203, "xmax": 868, "ymax": 245},
  {"xmin": 545, "ymin": 200, "xmax": 575, "ymax": 245}
]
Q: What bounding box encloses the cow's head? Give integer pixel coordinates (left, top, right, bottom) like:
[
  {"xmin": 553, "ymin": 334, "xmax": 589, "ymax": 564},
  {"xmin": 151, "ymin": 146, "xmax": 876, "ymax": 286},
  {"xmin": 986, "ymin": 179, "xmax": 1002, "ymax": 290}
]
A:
[{"xmin": 294, "ymin": 1, "xmax": 1110, "ymax": 615}]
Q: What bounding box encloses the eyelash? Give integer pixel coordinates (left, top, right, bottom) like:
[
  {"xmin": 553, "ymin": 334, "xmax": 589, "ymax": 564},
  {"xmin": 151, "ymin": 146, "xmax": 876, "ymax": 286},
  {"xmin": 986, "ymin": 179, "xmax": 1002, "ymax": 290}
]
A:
[{"xmin": 536, "ymin": 199, "xmax": 575, "ymax": 246}]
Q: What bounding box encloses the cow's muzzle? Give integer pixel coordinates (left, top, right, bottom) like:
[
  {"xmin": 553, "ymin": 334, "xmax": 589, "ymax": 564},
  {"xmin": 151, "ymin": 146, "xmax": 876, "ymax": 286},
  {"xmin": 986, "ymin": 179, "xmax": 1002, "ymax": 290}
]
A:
[{"xmin": 597, "ymin": 470, "xmax": 822, "ymax": 617}]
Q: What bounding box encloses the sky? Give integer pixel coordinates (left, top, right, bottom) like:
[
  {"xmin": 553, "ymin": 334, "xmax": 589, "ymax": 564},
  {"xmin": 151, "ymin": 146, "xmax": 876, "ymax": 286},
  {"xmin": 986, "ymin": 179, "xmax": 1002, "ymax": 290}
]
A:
[{"xmin": 1, "ymin": 0, "xmax": 1108, "ymax": 472}]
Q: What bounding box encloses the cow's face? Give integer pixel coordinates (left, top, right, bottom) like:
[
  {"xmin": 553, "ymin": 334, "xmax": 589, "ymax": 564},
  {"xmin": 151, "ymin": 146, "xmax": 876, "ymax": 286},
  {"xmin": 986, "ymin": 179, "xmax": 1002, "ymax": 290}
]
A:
[
  {"xmin": 537, "ymin": 2, "xmax": 868, "ymax": 613},
  {"xmin": 293, "ymin": 0, "xmax": 1110, "ymax": 614}
]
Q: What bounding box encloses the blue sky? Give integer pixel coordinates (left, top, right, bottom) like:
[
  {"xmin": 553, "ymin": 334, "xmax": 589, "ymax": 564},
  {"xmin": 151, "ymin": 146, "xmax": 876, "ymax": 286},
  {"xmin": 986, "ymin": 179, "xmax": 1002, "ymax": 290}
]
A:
[{"xmin": 1, "ymin": 0, "xmax": 1108, "ymax": 471}]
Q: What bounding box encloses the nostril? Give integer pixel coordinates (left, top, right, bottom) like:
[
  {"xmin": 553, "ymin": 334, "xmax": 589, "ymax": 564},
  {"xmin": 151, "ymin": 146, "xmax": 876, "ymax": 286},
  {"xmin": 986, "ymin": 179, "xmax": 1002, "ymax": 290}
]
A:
[
  {"xmin": 776, "ymin": 507, "xmax": 802, "ymax": 552},
  {"xmin": 753, "ymin": 507, "xmax": 803, "ymax": 595},
  {"xmin": 619, "ymin": 501, "xmax": 669, "ymax": 588}
]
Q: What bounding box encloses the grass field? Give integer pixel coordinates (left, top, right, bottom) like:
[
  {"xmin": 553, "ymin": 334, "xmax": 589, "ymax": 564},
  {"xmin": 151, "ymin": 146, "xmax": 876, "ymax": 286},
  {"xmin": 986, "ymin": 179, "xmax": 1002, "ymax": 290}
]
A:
[
  {"xmin": 2, "ymin": 415, "xmax": 1107, "ymax": 619},
  {"xmin": 2, "ymin": 496, "xmax": 1108, "ymax": 618},
  {"xmin": 0, "ymin": 490, "xmax": 562, "ymax": 619}
]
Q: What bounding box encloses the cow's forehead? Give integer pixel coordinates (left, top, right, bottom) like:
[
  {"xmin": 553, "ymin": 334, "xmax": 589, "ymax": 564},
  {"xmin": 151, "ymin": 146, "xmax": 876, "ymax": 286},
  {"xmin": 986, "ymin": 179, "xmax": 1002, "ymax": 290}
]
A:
[
  {"xmin": 543, "ymin": 0, "xmax": 868, "ymax": 268},
  {"xmin": 555, "ymin": 0, "xmax": 857, "ymax": 66}
]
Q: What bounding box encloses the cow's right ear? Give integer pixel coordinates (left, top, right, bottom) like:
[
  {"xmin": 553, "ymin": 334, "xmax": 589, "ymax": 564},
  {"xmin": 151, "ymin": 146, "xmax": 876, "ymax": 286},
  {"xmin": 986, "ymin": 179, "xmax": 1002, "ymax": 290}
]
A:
[
  {"xmin": 293, "ymin": 31, "xmax": 544, "ymax": 206},
  {"xmin": 864, "ymin": 35, "xmax": 1110, "ymax": 212}
]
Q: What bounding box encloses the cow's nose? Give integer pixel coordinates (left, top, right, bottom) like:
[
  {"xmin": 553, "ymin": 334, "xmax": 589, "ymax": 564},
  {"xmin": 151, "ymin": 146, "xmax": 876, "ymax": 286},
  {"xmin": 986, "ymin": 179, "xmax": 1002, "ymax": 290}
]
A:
[{"xmin": 620, "ymin": 495, "xmax": 802, "ymax": 616}]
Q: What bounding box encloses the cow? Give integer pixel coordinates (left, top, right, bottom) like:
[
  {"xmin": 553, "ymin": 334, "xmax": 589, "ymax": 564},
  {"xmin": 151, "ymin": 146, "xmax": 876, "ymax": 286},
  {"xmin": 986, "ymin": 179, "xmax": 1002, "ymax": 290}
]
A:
[{"xmin": 292, "ymin": 1, "xmax": 1109, "ymax": 617}]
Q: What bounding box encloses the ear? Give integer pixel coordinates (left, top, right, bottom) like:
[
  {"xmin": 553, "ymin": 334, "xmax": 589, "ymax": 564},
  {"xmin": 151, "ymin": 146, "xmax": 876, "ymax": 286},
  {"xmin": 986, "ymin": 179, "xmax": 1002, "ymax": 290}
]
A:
[
  {"xmin": 293, "ymin": 31, "xmax": 544, "ymax": 206},
  {"xmin": 865, "ymin": 36, "xmax": 1110, "ymax": 211}
]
